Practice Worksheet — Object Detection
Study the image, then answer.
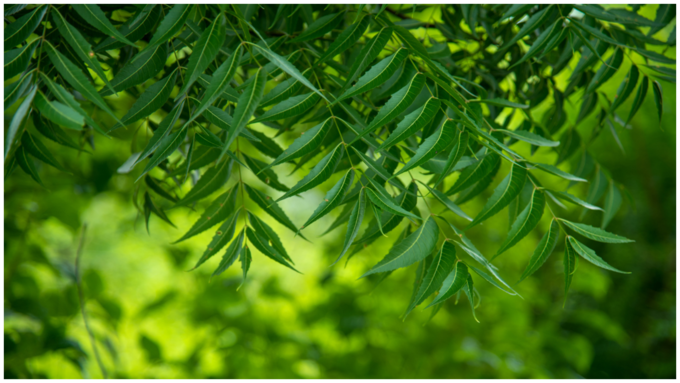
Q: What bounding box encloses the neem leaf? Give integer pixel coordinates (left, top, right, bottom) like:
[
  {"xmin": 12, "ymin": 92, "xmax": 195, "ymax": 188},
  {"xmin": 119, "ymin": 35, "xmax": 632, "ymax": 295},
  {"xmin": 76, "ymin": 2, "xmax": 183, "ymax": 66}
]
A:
[
  {"xmin": 242, "ymin": 154, "xmax": 289, "ymax": 192},
  {"xmin": 248, "ymin": 212, "xmax": 293, "ymax": 264},
  {"xmin": 289, "ymin": 12, "xmax": 344, "ymax": 43},
  {"xmin": 500, "ymin": 5, "xmax": 554, "ymax": 50},
  {"xmin": 317, "ymin": 16, "xmax": 371, "ymax": 65},
  {"xmin": 101, "ymin": 43, "xmax": 169, "ymax": 96},
  {"xmin": 336, "ymin": 48, "xmax": 408, "ymax": 103},
  {"xmin": 471, "ymin": 98, "xmax": 528, "ymax": 109},
  {"xmin": 417, "ymin": 181, "xmax": 471, "ymax": 221},
  {"xmin": 609, "ymin": 65, "xmax": 640, "ymax": 114},
  {"xmin": 467, "ymin": 163, "xmax": 527, "ymax": 229},
  {"xmin": 176, "ymin": 14, "xmax": 226, "ymax": 97},
  {"xmin": 394, "ymin": 119, "xmax": 458, "ymax": 177},
  {"xmin": 21, "ymin": 131, "xmax": 66, "ymax": 172},
  {"xmin": 212, "ymin": 229, "xmax": 245, "ymax": 277},
  {"xmin": 137, "ymin": 124, "xmax": 187, "ymax": 181},
  {"xmin": 517, "ymin": 219, "xmax": 560, "ymax": 284},
  {"xmin": 533, "ymin": 163, "xmax": 587, "ymax": 182},
  {"xmin": 175, "ymin": 158, "xmax": 233, "ymax": 207},
  {"xmin": 4, "ymin": 5, "xmax": 47, "ymax": 49},
  {"xmin": 95, "ymin": 5, "xmax": 160, "ymax": 52},
  {"xmin": 340, "ymin": 26, "xmax": 393, "ymax": 94},
  {"xmin": 626, "ymin": 75, "xmax": 649, "ymax": 125},
  {"xmin": 251, "ymin": 92, "xmax": 320, "ymax": 124},
  {"xmin": 559, "ymin": 219, "xmax": 634, "ymax": 244},
  {"xmin": 192, "ymin": 210, "xmax": 239, "ymax": 270},
  {"xmin": 16, "ymin": 145, "xmax": 44, "ymax": 187},
  {"xmin": 360, "ymin": 217, "xmax": 439, "ymax": 278},
  {"xmin": 277, "ymin": 143, "xmax": 344, "ymax": 201},
  {"xmin": 34, "ymin": 91, "xmax": 84, "ymax": 131},
  {"xmin": 332, "ymin": 189, "xmax": 367, "ymax": 266},
  {"xmin": 652, "ymin": 80, "xmax": 664, "ymax": 126},
  {"xmin": 135, "ymin": 100, "xmax": 184, "ymax": 166},
  {"xmin": 408, "ymin": 241, "xmax": 458, "ymax": 314},
  {"xmin": 379, "ymin": 97, "xmax": 440, "ymax": 150},
  {"xmin": 550, "ymin": 190, "xmax": 603, "ymax": 211},
  {"xmin": 114, "ymin": 70, "xmax": 178, "ymax": 131},
  {"xmin": 301, "ymin": 169, "xmax": 354, "ymax": 231},
  {"xmin": 246, "ymin": 228, "xmax": 299, "ymax": 273},
  {"xmin": 138, "ymin": 4, "xmax": 192, "ymax": 59},
  {"xmin": 174, "ymin": 186, "xmax": 238, "ymax": 243},
  {"xmin": 567, "ymin": 236, "xmax": 630, "ymax": 274},
  {"xmin": 244, "ymin": 184, "xmax": 307, "ymax": 239},
  {"xmin": 563, "ymin": 237, "xmax": 577, "ymax": 303},
  {"xmin": 434, "ymin": 131, "xmax": 469, "ymax": 187},
  {"xmin": 494, "ymin": 188, "xmax": 545, "ymax": 258},
  {"xmin": 447, "ymin": 152, "xmax": 500, "ymax": 195},
  {"xmin": 72, "ymin": 4, "xmax": 137, "ymax": 46},
  {"xmin": 601, "ymin": 181, "xmax": 622, "ymax": 229},
  {"xmin": 365, "ymin": 188, "xmax": 420, "ymax": 221},
  {"xmin": 4, "ymin": 39, "xmax": 38, "ymax": 80},
  {"xmin": 266, "ymin": 117, "xmax": 333, "ymax": 169},
  {"xmin": 497, "ymin": 129, "xmax": 559, "ymax": 147},
  {"xmin": 426, "ymin": 258, "xmax": 469, "ymax": 310}
]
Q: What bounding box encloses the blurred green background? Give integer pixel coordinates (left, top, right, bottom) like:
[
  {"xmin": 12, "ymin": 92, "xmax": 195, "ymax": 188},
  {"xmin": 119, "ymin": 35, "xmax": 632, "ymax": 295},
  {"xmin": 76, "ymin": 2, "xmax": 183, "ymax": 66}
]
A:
[{"xmin": 4, "ymin": 5, "xmax": 676, "ymax": 379}]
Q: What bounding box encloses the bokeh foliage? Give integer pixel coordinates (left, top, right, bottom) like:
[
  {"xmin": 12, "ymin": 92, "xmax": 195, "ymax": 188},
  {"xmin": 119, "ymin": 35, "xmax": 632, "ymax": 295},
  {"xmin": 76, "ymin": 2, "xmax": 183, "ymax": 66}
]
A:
[{"xmin": 4, "ymin": 3, "xmax": 676, "ymax": 379}]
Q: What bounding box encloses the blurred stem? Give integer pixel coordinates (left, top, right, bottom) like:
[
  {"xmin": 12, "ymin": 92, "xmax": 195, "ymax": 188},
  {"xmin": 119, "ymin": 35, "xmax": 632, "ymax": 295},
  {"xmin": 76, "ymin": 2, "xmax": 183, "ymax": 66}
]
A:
[{"xmin": 75, "ymin": 224, "xmax": 108, "ymax": 379}]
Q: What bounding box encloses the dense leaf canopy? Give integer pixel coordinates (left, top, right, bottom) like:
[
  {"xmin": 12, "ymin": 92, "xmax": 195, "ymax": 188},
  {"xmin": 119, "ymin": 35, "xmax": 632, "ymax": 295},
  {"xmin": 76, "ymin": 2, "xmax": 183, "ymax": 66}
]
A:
[{"xmin": 4, "ymin": 4, "xmax": 676, "ymax": 323}]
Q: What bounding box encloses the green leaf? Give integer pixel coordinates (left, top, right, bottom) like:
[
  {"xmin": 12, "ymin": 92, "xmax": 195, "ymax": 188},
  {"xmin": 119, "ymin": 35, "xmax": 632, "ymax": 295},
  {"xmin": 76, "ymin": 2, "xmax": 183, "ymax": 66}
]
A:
[
  {"xmin": 192, "ymin": 210, "xmax": 239, "ymax": 270},
  {"xmin": 33, "ymin": 91, "xmax": 84, "ymax": 131},
  {"xmin": 212, "ymin": 229, "xmax": 245, "ymax": 278},
  {"xmin": 417, "ymin": 181, "xmax": 471, "ymax": 221},
  {"xmin": 252, "ymin": 92, "xmax": 319, "ymax": 124},
  {"xmin": 365, "ymin": 188, "xmax": 420, "ymax": 221},
  {"xmin": 609, "ymin": 64, "xmax": 640, "ymax": 114},
  {"xmin": 559, "ymin": 219, "xmax": 634, "ymax": 244},
  {"xmin": 5, "ymin": 71, "xmax": 33, "ymax": 110},
  {"xmin": 51, "ymin": 9, "xmax": 115, "ymax": 94},
  {"xmin": 494, "ymin": 188, "xmax": 545, "ymax": 258},
  {"xmin": 355, "ymin": 182, "xmax": 418, "ymax": 244},
  {"xmin": 176, "ymin": 14, "xmax": 226, "ymax": 97},
  {"xmin": 185, "ymin": 46, "xmax": 242, "ymax": 128},
  {"xmin": 379, "ymin": 97, "xmax": 440, "ymax": 150},
  {"xmin": 301, "ymin": 169, "xmax": 354, "ymax": 231},
  {"xmin": 136, "ymin": 4, "xmax": 192, "ymax": 59},
  {"xmin": 95, "ymin": 5, "xmax": 160, "ymax": 52},
  {"xmin": 463, "ymin": 274, "xmax": 479, "ymax": 322},
  {"xmin": 447, "ymin": 152, "xmax": 500, "ymax": 195},
  {"xmin": 585, "ymin": 48, "xmax": 624, "ymax": 94},
  {"xmin": 137, "ymin": 125, "xmax": 187, "ymax": 181},
  {"xmin": 16, "ymin": 145, "xmax": 44, "ymax": 187},
  {"xmin": 407, "ymin": 241, "xmax": 458, "ymax": 313},
  {"xmin": 4, "ymin": 5, "xmax": 47, "ymax": 49},
  {"xmin": 31, "ymin": 113, "xmax": 80, "ymax": 151},
  {"xmin": 277, "ymin": 143, "xmax": 343, "ymax": 201},
  {"xmin": 4, "ymin": 39, "xmax": 38, "ymax": 80},
  {"xmin": 425, "ymin": 258, "xmax": 468, "ymax": 308},
  {"xmin": 101, "ymin": 43, "xmax": 168, "ymax": 96},
  {"xmin": 175, "ymin": 158, "xmax": 233, "ymax": 207},
  {"xmin": 551, "ymin": 190, "xmax": 603, "ymax": 211},
  {"xmin": 652, "ymin": 80, "xmax": 663, "ymax": 125},
  {"xmin": 467, "ymin": 264, "xmax": 518, "ymax": 296},
  {"xmin": 266, "ymin": 117, "xmax": 333, "ymax": 169},
  {"xmin": 44, "ymin": 41, "xmax": 121, "ymax": 124},
  {"xmin": 500, "ymin": 5, "xmax": 554, "ymax": 50},
  {"xmin": 113, "ymin": 70, "xmax": 178, "ymax": 131},
  {"xmin": 349, "ymin": 73, "xmax": 425, "ymax": 145},
  {"xmin": 246, "ymin": 228, "xmax": 299, "ymax": 273},
  {"xmin": 317, "ymin": 17, "xmax": 371, "ymax": 65},
  {"xmin": 220, "ymin": 67, "xmax": 267, "ymax": 162},
  {"xmin": 20, "ymin": 131, "xmax": 66, "ymax": 172},
  {"xmin": 244, "ymin": 184, "xmax": 307, "ymax": 239},
  {"xmin": 517, "ymin": 219, "xmax": 560, "ymax": 284},
  {"xmin": 333, "ymin": 189, "xmax": 367, "ymax": 266},
  {"xmin": 72, "ymin": 4, "xmax": 137, "ymax": 46},
  {"xmin": 248, "ymin": 212, "xmax": 294, "ymax": 264},
  {"xmin": 249, "ymin": 43, "xmax": 328, "ymax": 102},
  {"xmin": 174, "ymin": 187, "xmax": 238, "ymax": 243},
  {"xmin": 433, "ymin": 131, "xmax": 469, "ymax": 187},
  {"xmin": 471, "ymin": 98, "xmax": 528, "ymax": 109},
  {"xmin": 340, "ymin": 26, "xmax": 393, "ymax": 94},
  {"xmin": 510, "ymin": 19, "xmax": 562, "ymax": 68},
  {"xmin": 336, "ymin": 48, "xmax": 408, "ymax": 103},
  {"xmin": 145, "ymin": 176, "xmax": 178, "ymax": 203},
  {"xmin": 563, "ymin": 237, "xmax": 577, "ymax": 303},
  {"xmin": 626, "ymin": 75, "xmax": 649, "ymax": 125},
  {"xmin": 497, "ymin": 129, "xmax": 558, "ymax": 147},
  {"xmin": 261, "ymin": 71, "xmax": 306, "ymax": 108},
  {"xmin": 239, "ymin": 245, "xmax": 252, "ymax": 285},
  {"xmin": 242, "ymin": 154, "xmax": 289, "ymax": 192},
  {"xmin": 394, "ymin": 119, "xmax": 457, "ymax": 177},
  {"xmin": 360, "ymin": 217, "xmax": 439, "ymax": 278},
  {"xmin": 467, "ymin": 164, "xmax": 527, "ymax": 229},
  {"xmin": 135, "ymin": 100, "xmax": 184, "ymax": 166},
  {"xmin": 39, "ymin": 73, "xmax": 108, "ymax": 136},
  {"xmin": 602, "ymin": 181, "xmax": 622, "ymax": 229},
  {"xmin": 568, "ymin": 236, "xmax": 630, "ymax": 274},
  {"xmin": 289, "ymin": 12, "xmax": 344, "ymax": 43},
  {"xmin": 533, "ymin": 163, "xmax": 587, "ymax": 182}
]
